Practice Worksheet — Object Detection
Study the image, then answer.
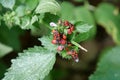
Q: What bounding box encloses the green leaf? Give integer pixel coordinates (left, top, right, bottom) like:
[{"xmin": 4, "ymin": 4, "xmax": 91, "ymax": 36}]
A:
[
  {"xmin": 75, "ymin": 22, "xmax": 93, "ymax": 33},
  {"xmin": 31, "ymin": 15, "xmax": 38, "ymax": 25},
  {"xmin": 17, "ymin": 0, "xmax": 26, "ymax": 3},
  {"xmin": 42, "ymin": 13, "xmax": 59, "ymax": 25},
  {"xmin": 0, "ymin": 61, "xmax": 8, "ymax": 79},
  {"xmin": 0, "ymin": 15, "xmax": 2, "ymax": 26},
  {"xmin": 74, "ymin": 6, "xmax": 96, "ymax": 38},
  {"xmin": 20, "ymin": 16, "xmax": 32, "ymax": 29},
  {"xmin": 74, "ymin": 33, "xmax": 89, "ymax": 42},
  {"xmin": 15, "ymin": 5, "xmax": 26, "ymax": 17},
  {"xmin": 15, "ymin": 0, "xmax": 38, "ymax": 17},
  {"xmin": 74, "ymin": 0, "xmax": 85, "ymax": 2},
  {"xmin": 35, "ymin": 0, "xmax": 61, "ymax": 15},
  {"xmin": 61, "ymin": 2, "xmax": 96, "ymax": 42},
  {"xmin": 0, "ymin": 26, "xmax": 24, "ymax": 51},
  {"xmin": 89, "ymin": 46, "xmax": 120, "ymax": 80},
  {"xmin": 39, "ymin": 36, "xmax": 57, "ymax": 51},
  {"xmin": 3, "ymin": 46, "xmax": 56, "ymax": 80},
  {"xmin": 61, "ymin": 2, "xmax": 75, "ymax": 22},
  {"xmin": 75, "ymin": 6, "xmax": 95, "ymax": 26},
  {"xmin": 14, "ymin": 16, "xmax": 20, "ymax": 25},
  {"xmin": 61, "ymin": 2, "xmax": 96, "ymax": 25},
  {"xmin": 32, "ymin": 13, "xmax": 58, "ymax": 42},
  {"xmin": 31, "ymin": 24, "xmax": 50, "ymax": 36},
  {"xmin": 73, "ymin": 22, "xmax": 94, "ymax": 42},
  {"xmin": 0, "ymin": 0, "xmax": 15, "ymax": 9},
  {"xmin": 25, "ymin": 0, "xmax": 38, "ymax": 11},
  {"xmin": 95, "ymin": 3, "xmax": 120, "ymax": 45},
  {"xmin": 0, "ymin": 43, "xmax": 13, "ymax": 58}
]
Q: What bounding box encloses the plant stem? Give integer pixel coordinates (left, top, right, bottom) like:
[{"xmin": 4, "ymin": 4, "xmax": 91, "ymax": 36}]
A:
[
  {"xmin": 71, "ymin": 41, "xmax": 88, "ymax": 52},
  {"xmin": 71, "ymin": 31, "xmax": 76, "ymax": 41}
]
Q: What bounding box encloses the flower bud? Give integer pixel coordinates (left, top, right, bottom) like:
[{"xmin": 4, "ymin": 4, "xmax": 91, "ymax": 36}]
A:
[
  {"xmin": 52, "ymin": 30, "xmax": 57, "ymax": 34},
  {"xmin": 52, "ymin": 39, "xmax": 57, "ymax": 44},
  {"xmin": 70, "ymin": 26, "xmax": 74, "ymax": 32},
  {"xmin": 75, "ymin": 58, "xmax": 79, "ymax": 62},
  {"xmin": 60, "ymin": 39, "xmax": 66, "ymax": 45},
  {"xmin": 67, "ymin": 29, "xmax": 72, "ymax": 34},
  {"xmin": 50, "ymin": 22, "xmax": 57, "ymax": 27},
  {"xmin": 67, "ymin": 51, "xmax": 72, "ymax": 55},
  {"xmin": 71, "ymin": 52, "xmax": 79, "ymax": 62},
  {"xmin": 62, "ymin": 34, "xmax": 67, "ymax": 39},
  {"xmin": 64, "ymin": 21, "xmax": 69, "ymax": 26},
  {"xmin": 57, "ymin": 45, "xmax": 64, "ymax": 51}
]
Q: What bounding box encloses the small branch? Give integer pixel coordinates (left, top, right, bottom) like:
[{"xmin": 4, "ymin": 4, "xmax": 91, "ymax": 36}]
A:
[
  {"xmin": 78, "ymin": 44, "xmax": 88, "ymax": 52},
  {"xmin": 71, "ymin": 41, "xmax": 88, "ymax": 52}
]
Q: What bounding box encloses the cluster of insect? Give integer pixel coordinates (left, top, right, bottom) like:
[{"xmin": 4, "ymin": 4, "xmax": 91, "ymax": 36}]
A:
[{"xmin": 50, "ymin": 20, "xmax": 87, "ymax": 62}]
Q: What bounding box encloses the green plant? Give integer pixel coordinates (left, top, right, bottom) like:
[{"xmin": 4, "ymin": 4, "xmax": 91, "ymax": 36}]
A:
[{"xmin": 0, "ymin": 0, "xmax": 120, "ymax": 80}]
